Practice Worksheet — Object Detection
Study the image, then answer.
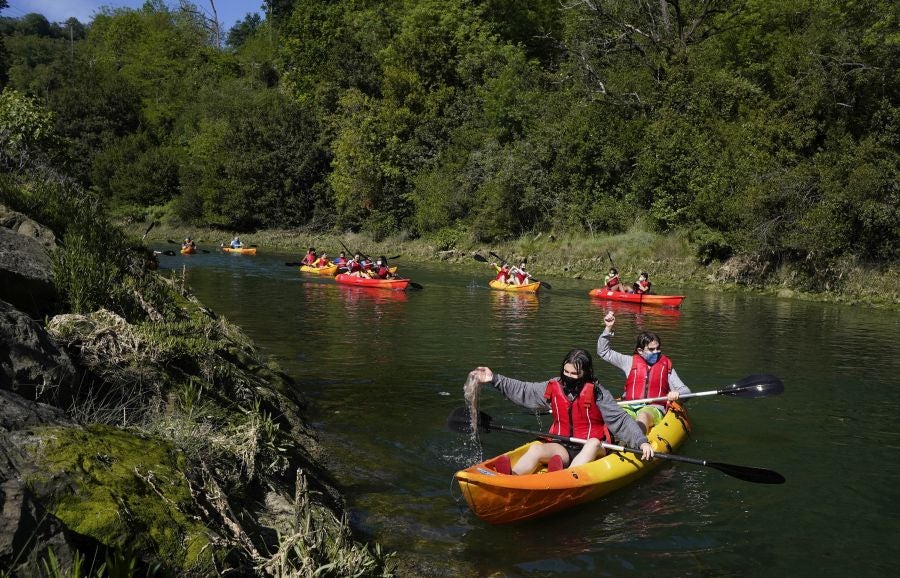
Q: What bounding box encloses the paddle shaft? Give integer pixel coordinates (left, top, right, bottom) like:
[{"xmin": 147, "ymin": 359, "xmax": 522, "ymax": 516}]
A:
[
  {"xmin": 617, "ymin": 375, "xmax": 784, "ymax": 406},
  {"xmin": 465, "ymin": 413, "xmax": 784, "ymax": 483}
]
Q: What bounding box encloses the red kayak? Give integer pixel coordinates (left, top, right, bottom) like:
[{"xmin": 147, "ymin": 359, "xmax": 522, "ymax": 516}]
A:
[
  {"xmin": 588, "ymin": 288, "xmax": 684, "ymax": 307},
  {"xmin": 335, "ymin": 273, "xmax": 410, "ymax": 291}
]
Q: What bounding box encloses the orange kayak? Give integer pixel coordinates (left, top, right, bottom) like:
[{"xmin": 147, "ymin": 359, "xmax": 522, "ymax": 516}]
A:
[
  {"xmin": 455, "ymin": 404, "xmax": 690, "ymax": 524},
  {"xmin": 222, "ymin": 247, "xmax": 257, "ymax": 255},
  {"xmin": 489, "ymin": 279, "xmax": 541, "ymax": 293},
  {"xmin": 335, "ymin": 273, "xmax": 409, "ymax": 291},
  {"xmin": 180, "ymin": 246, "xmax": 196, "ymax": 254},
  {"xmin": 588, "ymin": 289, "xmax": 684, "ymax": 307},
  {"xmin": 300, "ymin": 264, "xmax": 339, "ymax": 275}
]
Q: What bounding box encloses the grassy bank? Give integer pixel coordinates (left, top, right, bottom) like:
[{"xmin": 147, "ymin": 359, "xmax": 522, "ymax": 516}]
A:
[{"xmin": 140, "ymin": 223, "xmax": 900, "ymax": 309}]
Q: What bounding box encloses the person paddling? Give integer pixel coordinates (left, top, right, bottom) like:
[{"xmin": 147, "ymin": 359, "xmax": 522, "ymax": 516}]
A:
[
  {"xmin": 604, "ymin": 267, "xmax": 627, "ymax": 292},
  {"xmin": 370, "ymin": 256, "xmax": 394, "ymax": 279},
  {"xmin": 511, "ymin": 261, "xmax": 532, "ymax": 286},
  {"xmin": 597, "ymin": 311, "xmax": 690, "ymax": 434},
  {"xmin": 302, "ymin": 247, "xmax": 317, "ymax": 266},
  {"xmin": 468, "ymin": 348, "xmax": 653, "ymax": 475}
]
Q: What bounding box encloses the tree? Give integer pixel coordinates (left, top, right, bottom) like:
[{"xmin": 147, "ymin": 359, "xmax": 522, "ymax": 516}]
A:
[{"xmin": 227, "ymin": 13, "xmax": 262, "ymax": 48}]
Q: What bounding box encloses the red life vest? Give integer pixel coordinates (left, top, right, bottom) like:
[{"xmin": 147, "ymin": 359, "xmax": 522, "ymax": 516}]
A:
[
  {"xmin": 635, "ymin": 280, "xmax": 651, "ymax": 294},
  {"xmin": 543, "ymin": 380, "xmax": 610, "ymax": 442},
  {"xmin": 372, "ymin": 265, "xmax": 391, "ymax": 279},
  {"xmin": 605, "ymin": 275, "xmax": 620, "ymax": 289},
  {"xmin": 624, "ymin": 354, "xmax": 673, "ymax": 406},
  {"xmin": 303, "ymin": 253, "xmax": 316, "ymax": 265},
  {"xmin": 496, "ymin": 267, "xmax": 510, "ymax": 282},
  {"xmin": 515, "ymin": 270, "xmax": 529, "ymax": 283},
  {"xmin": 347, "ymin": 260, "xmax": 362, "ymax": 273}
]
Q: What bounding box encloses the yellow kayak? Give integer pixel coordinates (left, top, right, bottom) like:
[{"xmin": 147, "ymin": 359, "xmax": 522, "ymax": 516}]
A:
[
  {"xmin": 455, "ymin": 403, "xmax": 691, "ymax": 524},
  {"xmin": 489, "ymin": 279, "xmax": 541, "ymax": 293},
  {"xmin": 299, "ymin": 264, "xmax": 339, "ymax": 275},
  {"xmin": 222, "ymin": 247, "xmax": 257, "ymax": 255}
]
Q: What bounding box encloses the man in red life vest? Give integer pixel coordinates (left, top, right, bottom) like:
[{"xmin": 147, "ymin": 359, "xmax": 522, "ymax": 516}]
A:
[{"xmin": 302, "ymin": 247, "xmax": 317, "ymax": 266}]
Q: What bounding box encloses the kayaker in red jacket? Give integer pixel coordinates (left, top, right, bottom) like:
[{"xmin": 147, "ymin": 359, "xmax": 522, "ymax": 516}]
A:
[
  {"xmin": 631, "ymin": 271, "xmax": 652, "ymax": 294},
  {"xmin": 469, "ymin": 348, "xmax": 652, "ymax": 475},
  {"xmin": 597, "ymin": 311, "xmax": 690, "ymax": 433},
  {"xmin": 511, "ymin": 261, "xmax": 532, "ymax": 286},
  {"xmin": 493, "ymin": 262, "xmax": 512, "ymax": 283},
  {"xmin": 347, "ymin": 253, "xmax": 366, "ymax": 276},
  {"xmin": 313, "ymin": 253, "xmax": 331, "ymax": 268},
  {"xmin": 302, "ymin": 247, "xmax": 317, "ymax": 266},
  {"xmin": 604, "ymin": 268, "xmax": 627, "ymax": 292},
  {"xmin": 370, "ymin": 256, "xmax": 394, "ymax": 279}
]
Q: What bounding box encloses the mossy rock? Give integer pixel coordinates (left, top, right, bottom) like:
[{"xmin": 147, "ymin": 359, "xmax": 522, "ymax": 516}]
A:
[{"xmin": 26, "ymin": 424, "xmax": 223, "ymax": 574}]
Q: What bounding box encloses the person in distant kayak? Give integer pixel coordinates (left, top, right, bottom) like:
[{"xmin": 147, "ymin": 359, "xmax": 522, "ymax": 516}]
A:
[
  {"xmin": 493, "ymin": 262, "xmax": 512, "ymax": 283},
  {"xmin": 597, "ymin": 311, "xmax": 690, "ymax": 434},
  {"xmin": 302, "ymin": 247, "xmax": 317, "ymax": 266},
  {"xmin": 604, "ymin": 268, "xmax": 627, "ymax": 292},
  {"xmin": 468, "ymin": 348, "xmax": 653, "ymax": 475},
  {"xmin": 370, "ymin": 256, "xmax": 395, "ymax": 279},
  {"xmin": 631, "ymin": 271, "xmax": 652, "ymax": 294},
  {"xmin": 347, "ymin": 253, "xmax": 366, "ymax": 277},
  {"xmin": 182, "ymin": 237, "xmax": 196, "ymax": 250},
  {"xmin": 333, "ymin": 252, "xmax": 348, "ymax": 267},
  {"xmin": 313, "ymin": 252, "xmax": 331, "ymax": 268},
  {"xmin": 511, "ymin": 261, "xmax": 532, "ymax": 286},
  {"xmin": 229, "ymin": 237, "xmax": 243, "ymax": 249}
]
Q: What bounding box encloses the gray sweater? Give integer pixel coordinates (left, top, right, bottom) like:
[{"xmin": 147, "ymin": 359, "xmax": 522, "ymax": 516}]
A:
[
  {"xmin": 597, "ymin": 328, "xmax": 691, "ymax": 399},
  {"xmin": 491, "ymin": 374, "xmax": 649, "ymax": 449}
]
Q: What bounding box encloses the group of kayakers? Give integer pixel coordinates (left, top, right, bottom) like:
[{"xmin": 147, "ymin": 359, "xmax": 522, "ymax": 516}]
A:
[
  {"xmin": 301, "ymin": 247, "xmax": 396, "ymax": 279},
  {"xmin": 604, "ymin": 267, "xmax": 653, "ymax": 294},
  {"xmin": 492, "ymin": 261, "xmax": 533, "ymax": 286},
  {"xmin": 468, "ymin": 310, "xmax": 687, "ymax": 475}
]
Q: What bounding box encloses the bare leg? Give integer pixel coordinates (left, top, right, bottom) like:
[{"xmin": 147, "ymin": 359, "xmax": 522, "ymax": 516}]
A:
[
  {"xmin": 512, "ymin": 443, "xmax": 568, "ymax": 475},
  {"xmin": 569, "ymin": 438, "xmax": 605, "ymax": 468}
]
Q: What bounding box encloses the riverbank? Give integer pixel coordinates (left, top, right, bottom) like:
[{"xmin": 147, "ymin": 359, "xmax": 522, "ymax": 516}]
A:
[
  {"xmin": 141, "ymin": 224, "xmax": 900, "ymax": 309},
  {"xmin": 1, "ymin": 203, "xmax": 395, "ymax": 576}
]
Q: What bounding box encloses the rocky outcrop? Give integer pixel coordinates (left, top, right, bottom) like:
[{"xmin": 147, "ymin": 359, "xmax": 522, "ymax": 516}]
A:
[
  {"xmin": 0, "ymin": 299, "xmax": 76, "ymax": 405},
  {"xmin": 0, "ymin": 390, "xmax": 94, "ymax": 577},
  {"xmin": 0, "ymin": 206, "xmax": 58, "ymax": 317}
]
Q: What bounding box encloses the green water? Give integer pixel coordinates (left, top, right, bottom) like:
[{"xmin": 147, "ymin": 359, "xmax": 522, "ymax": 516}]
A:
[{"xmin": 162, "ymin": 247, "xmax": 900, "ymax": 577}]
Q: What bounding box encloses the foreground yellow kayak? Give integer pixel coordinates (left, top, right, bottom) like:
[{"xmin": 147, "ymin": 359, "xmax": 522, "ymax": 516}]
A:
[
  {"xmin": 489, "ymin": 279, "xmax": 541, "ymax": 293},
  {"xmin": 455, "ymin": 403, "xmax": 690, "ymax": 524}
]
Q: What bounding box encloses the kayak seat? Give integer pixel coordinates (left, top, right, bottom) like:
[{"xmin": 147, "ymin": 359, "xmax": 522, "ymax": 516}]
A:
[{"xmin": 494, "ymin": 455, "xmax": 511, "ymax": 475}]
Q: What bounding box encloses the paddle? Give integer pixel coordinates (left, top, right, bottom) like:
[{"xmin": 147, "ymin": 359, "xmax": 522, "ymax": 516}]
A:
[
  {"xmin": 485, "ymin": 251, "xmax": 552, "ymax": 290},
  {"xmin": 618, "ymin": 374, "xmax": 784, "ymax": 406},
  {"xmin": 447, "ymin": 407, "xmax": 784, "ymax": 484}
]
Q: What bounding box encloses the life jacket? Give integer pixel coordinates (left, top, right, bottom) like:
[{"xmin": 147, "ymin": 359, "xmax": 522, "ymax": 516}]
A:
[
  {"xmin": 496, "ymin": 267, "xmax": 510, "ymax": 282},
  {"xmin": 303, "ymin": 253, "xmax": 316, "ymax": 265},
  {"xmin": 515, "ymin": 270, "xmax": 529, "ymax": 284},
  {"xmin": 624, "ymin": 354, "xmax": 673, "ymax": 407},
  {"xmin": 347, "ymin": 260, "xmax": 362, "ymax": 273},
  {"xmin": 543, "ymin": 380, "xmax": 611, "ymax": 442},
  {"xmin": 372, "ymin": 265, "xmax": 391, "ymax": 279},
  {"xmin": 635, "ymin": 280, "xmax": 651, "ymax": 294},
  {"xmin": 605, "ymin": 275, "xmax": 620, "ymax": 289},
  {"xmin": 314, "ymin": 257, "xmax": 329, "ymax": 267},
  {"xmin": 333, "ymin": 257, "xmax": 347, "ymax": 265}
]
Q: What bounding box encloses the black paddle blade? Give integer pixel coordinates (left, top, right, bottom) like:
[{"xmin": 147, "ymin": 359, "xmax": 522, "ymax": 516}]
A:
[
  {"xmin": 707, "ymin": 461, "xmax": 786, "ymax": 484},
  {"xmin": 723, "ymin": 374, "xmax": 784, "ymax": 398},
  {"xmin": 167, "ymin": 239, "xmax": 178, "ymax": 244},
  {"xmin": 162, "ymin": 250, "xmax": 176, "ymax": 256},
  {"xmin": 539, "ymin": 281, "xmax": 552, "ymax": 290},
  {"xmin": 489, "ymin": 251, "xmax": 507, "ymax": 264},
  {"xmin": 446, "ymin": 407, "xmax": 492, "ymax": 434},
  {"xmin": 285, "ymin": 262, "xmax": 302, "ymax": 266},
  {"xmin": 409, "ymin": 282, "xmax": 424, "ymax": 290},
  {"xmin": 473, "ymin": 254, "xmax": 488, "ymax": 263}
]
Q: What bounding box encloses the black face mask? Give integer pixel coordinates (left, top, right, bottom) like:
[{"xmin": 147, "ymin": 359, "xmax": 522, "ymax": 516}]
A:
[{"xmin": 561, "ymin": 375, "xmax": 585, "ymax": 396}]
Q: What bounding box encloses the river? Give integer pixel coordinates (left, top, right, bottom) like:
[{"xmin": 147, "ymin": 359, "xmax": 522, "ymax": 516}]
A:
[{"xmin": 160, "ymin": 247, "xmax": 899, "ymax": 577}]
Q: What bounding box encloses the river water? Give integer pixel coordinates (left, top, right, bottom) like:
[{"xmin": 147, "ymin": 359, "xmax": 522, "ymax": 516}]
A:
[{"xmin": 161, "ymin": 247, "xmax": 899, "ymax": 577}]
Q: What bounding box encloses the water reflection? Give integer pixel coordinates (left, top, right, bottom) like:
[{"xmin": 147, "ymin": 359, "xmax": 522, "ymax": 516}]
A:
[{"xmin": 588, "ymin": 298, "xmax": 683, "ymax": 332}]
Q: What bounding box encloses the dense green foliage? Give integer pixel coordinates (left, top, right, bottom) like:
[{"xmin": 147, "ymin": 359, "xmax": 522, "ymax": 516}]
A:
[{"xmin": 1, "ymin": 0, "xmax": 897, "ymax": 283}]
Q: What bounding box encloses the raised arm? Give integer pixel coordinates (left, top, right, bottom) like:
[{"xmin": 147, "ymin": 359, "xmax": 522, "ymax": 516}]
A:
[
  {"xmin": 597, "ymin": 312, "xmax": 633, "ymax": 376},
  {"xmin": 471, "ymin": 367, "xmax": 551, "ymax": 411}
]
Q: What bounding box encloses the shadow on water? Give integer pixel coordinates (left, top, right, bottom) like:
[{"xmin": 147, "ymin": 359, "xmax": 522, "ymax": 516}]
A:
[{"xmin": 161, "ymin": 248, "xmax": 900, "ymax": 577}]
